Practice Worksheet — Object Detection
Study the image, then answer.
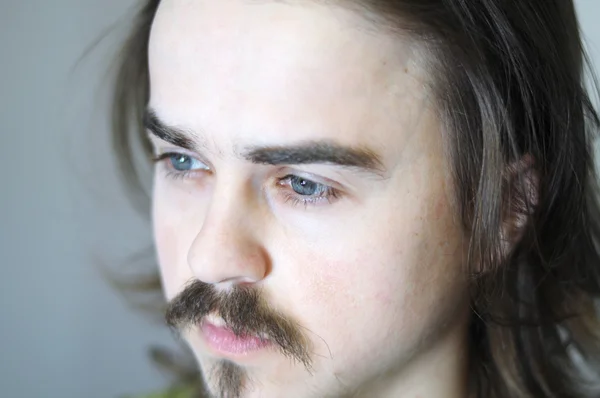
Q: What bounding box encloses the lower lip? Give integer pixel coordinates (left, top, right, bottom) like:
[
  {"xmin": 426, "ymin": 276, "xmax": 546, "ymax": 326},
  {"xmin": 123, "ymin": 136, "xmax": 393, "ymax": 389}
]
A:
[{"xmin": 200, "ymin": 323, "xmax": 272, "ymax": 356}]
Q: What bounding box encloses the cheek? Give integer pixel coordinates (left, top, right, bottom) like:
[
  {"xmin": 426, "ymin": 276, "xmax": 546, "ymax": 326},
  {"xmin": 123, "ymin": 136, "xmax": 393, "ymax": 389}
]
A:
[
  {"xmin": 152, "ymin": 178, "xmax": 202, "ymax": 300},
  {"xmin": 277, "ymin": 182, "xmax": 466, "ymax": 371},
  {"xmin": 153, "ymin": 200, "xmax": 180, "ymax": 300},
  {"xmin": 153, "ymin": 216, "xmax": 179, "ymax": 300}
]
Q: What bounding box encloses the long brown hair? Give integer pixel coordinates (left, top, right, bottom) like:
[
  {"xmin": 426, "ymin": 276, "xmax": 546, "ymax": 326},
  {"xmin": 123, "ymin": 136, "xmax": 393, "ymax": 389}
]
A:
[{"xmin": 109, "ymin": 1, "xmax": 600, "ymax": 396}]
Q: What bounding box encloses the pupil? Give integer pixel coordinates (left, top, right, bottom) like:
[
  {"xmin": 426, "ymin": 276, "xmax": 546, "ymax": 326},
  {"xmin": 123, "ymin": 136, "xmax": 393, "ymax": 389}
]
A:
[
  {"xmin": 170, "ymin": 154, "xmax": 191, "ymax": 171},
  {"xmin": 291, "ymin": 177, "xmax": 318, "ymax": 196}
]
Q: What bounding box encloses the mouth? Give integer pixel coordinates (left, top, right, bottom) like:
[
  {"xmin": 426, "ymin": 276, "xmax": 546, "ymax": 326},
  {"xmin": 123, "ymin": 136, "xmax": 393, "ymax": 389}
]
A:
[{"xmin": 200, "ymin": 313, "xmax": 273, "ymax": 357}]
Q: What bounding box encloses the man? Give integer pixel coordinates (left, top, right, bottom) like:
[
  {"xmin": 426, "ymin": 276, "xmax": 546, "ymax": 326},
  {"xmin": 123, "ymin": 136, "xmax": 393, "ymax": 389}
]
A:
[{"xmin": 110, "ymin": 0, "xmax": 600, "ymax": 397}]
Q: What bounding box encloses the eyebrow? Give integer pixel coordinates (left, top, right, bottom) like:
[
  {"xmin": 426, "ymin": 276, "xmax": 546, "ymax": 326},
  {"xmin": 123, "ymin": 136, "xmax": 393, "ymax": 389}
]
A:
[
  {"xmin": 144, "ymin": 108, "xmax": 386, "ymax": 177},
  {"xmin": 242, "ymin": 143, "xmax": 385, "ymax": 176},
  {"xmin": 144, "ymin": 108, "xmax": 196, "ymax": 150}
]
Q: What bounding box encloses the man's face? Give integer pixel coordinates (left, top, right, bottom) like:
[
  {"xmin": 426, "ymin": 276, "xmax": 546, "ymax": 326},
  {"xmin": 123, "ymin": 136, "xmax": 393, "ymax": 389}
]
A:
[{"xmin": 148, "ymin": 0, "xmax": 469, "ymax": 396}]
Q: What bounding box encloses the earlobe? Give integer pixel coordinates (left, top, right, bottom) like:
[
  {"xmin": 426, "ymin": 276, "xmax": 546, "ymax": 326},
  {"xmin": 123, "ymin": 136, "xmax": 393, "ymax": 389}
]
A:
[{"xmin": 500, "ymin": 154, "xmax": 539, "ymax": 257}]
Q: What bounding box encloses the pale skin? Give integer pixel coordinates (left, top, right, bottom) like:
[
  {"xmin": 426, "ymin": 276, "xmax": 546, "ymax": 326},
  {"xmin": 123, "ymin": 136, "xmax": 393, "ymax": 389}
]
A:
[{"xmin": 148, "ymin": 0, "xmax": 471, "ymax": 397}]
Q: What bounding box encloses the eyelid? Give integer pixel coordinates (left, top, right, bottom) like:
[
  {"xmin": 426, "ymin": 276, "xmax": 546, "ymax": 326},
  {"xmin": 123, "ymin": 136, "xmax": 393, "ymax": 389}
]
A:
[
  {"xmin": 276, "ymin": 168, "xmax": 344, "ymax": 190},
  {"xmin": 152, "ymin": 145, "xmax": 214, "ymax": 171},
  {"xmin": 153, "ymin": 152, "xmax": 210, "ymax": 169},
  {"xmin": 278, "ymin": 177, "xmax": 341, "ymax": 207}
]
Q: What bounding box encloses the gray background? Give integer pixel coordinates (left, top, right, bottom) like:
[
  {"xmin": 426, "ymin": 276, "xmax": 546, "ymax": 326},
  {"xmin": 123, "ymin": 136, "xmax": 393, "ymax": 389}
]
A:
[{"xmin": 1, "ymin": 1, "xmax": 600, "ymax": 397}]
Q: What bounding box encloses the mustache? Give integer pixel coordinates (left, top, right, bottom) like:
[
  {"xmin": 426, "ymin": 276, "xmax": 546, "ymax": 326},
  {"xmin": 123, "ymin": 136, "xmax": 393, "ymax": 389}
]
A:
[{"xmin": 165, "ymin": 280, "xmax": 312, "ymax": 369}]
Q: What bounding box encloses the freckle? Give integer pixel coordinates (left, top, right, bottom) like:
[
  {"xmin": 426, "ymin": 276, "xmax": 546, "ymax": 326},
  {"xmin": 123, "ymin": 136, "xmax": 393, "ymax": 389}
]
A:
[{"xmin": 404, "ymin": 67, "xmax": 408, "ymax": 73}]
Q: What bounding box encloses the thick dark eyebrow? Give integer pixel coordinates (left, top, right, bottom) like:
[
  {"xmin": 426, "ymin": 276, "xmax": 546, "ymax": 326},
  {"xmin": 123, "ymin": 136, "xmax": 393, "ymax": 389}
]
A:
[
  {"xmin": 243, "ymin": 142, "xmax": 386, "ymax": 177},
  {"xmin": 143, "ymin": 108, "xmax": 196, "ymax": 150},
  {"xmin": 144, "ymin": 107, "xmax": 386, "ymax": 177}
]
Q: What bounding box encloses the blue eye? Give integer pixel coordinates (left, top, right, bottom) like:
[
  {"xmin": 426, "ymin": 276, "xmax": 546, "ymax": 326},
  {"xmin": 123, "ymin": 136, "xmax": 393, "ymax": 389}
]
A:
[
  {"xmin": 152, "ymin": 152, "xmax": 209, "ymax": 178},
  {"xmin": 169, "ymin": 154, "xmax": 196, "ymax": 171},
  {"xmin": 278, "ymin": 175, "xmax": 341, "ymax": 207},
  {"xmin": 289, "ymin": 176, "xmax": 324, "ymax": 196}
]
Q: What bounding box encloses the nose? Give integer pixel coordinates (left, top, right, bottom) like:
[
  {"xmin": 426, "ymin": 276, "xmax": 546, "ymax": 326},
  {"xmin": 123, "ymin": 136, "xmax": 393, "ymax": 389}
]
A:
[{"xmin": 187, "ymin": 201, "xmax": 269, "ymax": 288}]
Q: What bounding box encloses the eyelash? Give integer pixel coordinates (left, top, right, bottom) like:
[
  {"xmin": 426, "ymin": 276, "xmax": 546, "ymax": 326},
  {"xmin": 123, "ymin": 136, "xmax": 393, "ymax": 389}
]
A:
[
  {"xmin": 152, "ymin": 152, "xmax": 342, "ymax": 208},
  {"xmin": 152, "ymin": 152, "xmax": 206, "ymax": 180},
  {"xmin": 277, "ymin": 175, "xmax": 341, "ymax": 208}
]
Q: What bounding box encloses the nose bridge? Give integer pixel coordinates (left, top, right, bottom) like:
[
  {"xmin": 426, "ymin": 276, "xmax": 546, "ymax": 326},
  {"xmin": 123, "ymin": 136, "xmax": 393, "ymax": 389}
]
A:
[{"xmin": 187, "ymin": 178, "xmax": 268, "ymax": 286}]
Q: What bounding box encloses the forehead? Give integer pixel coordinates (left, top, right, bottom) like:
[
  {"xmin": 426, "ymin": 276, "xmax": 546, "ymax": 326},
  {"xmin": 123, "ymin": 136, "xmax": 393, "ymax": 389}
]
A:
[{"xmin": 148, "ymin": 0, "xmax": 432, "ymax": 153}]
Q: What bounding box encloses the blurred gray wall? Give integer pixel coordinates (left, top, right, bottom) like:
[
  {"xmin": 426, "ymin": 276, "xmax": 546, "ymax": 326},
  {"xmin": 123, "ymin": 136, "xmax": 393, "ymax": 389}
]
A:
[
  {"xmin": 1, "ymin": 1, "xmax": 600, "ymax": 397},
  {"xmin": 0, "ymin": 1, "xmax": 174, "ymax": 398}
]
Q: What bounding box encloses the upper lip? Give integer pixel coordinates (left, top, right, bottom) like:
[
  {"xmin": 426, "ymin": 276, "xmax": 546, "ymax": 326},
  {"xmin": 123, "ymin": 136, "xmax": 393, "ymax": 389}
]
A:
[{"xmin": 202, "ymin": 314, "xmax": 270, "ymax": 340}]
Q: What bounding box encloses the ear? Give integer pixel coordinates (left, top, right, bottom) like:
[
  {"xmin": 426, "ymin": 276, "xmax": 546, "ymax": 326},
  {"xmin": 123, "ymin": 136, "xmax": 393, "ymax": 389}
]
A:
[{"xmin": 500, "ymin": 154, "xmax": 539, "ymax": 257}]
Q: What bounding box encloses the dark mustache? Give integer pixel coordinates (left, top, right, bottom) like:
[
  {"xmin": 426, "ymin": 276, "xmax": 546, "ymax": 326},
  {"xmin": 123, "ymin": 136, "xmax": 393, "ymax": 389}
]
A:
[{"xmin": 165, "ymin": 280, "xmax": 312, "ymax": 369}]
